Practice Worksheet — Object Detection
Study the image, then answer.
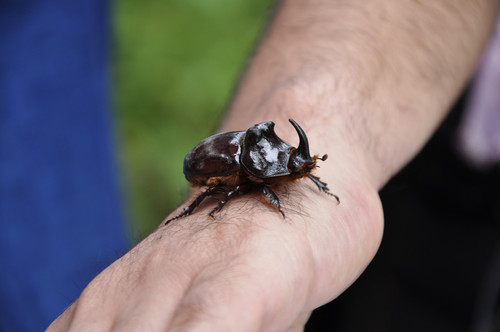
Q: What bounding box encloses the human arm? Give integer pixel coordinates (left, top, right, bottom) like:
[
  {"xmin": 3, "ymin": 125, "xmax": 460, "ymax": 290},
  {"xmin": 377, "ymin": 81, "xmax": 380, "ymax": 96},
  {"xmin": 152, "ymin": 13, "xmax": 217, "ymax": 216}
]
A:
[{"xmin": 48, "ymin": 0, "xmax": 499, "ymax": 331}]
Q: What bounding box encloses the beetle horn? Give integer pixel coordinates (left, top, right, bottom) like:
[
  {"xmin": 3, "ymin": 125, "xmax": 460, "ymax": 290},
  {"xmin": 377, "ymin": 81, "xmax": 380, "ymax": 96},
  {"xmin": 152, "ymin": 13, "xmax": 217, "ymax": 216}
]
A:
[{"xmin": 289, "ymin": 118, "xmax": 312, "ymax": 160}]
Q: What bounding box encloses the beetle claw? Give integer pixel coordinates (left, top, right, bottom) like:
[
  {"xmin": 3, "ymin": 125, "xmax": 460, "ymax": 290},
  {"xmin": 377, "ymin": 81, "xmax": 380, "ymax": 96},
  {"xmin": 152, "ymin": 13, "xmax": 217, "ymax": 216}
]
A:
[
  {"xmin": 207, "ymin": 185, "xmax": 241, "ymax": 219},
  {"xmin": 262, "ymin": 184, "xmax": 285, "ymax": 218},
  {"xmin": 328, "ymin": 191, "xmax": 341, "ymax": 205},
  {"xmin": 164, "ymin": 187, "xmax": 216, "ymax": 225},
  {"xmin": 307, "ymin": 175, "xmax": 340, "ymax": 204}
]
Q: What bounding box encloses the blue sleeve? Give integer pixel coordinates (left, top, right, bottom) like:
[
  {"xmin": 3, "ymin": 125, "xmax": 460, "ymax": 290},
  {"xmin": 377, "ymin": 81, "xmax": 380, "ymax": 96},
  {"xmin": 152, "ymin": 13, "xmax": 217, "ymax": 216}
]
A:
[{"xmin": 0, "ymin": 1, "xmax": 130, "ymax": 330}]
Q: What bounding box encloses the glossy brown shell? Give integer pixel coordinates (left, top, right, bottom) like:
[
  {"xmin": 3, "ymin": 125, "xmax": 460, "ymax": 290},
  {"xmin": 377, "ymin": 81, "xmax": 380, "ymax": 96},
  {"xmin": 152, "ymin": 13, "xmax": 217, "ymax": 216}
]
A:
[
  {"xmin": 183, "ymin": 120, "xmax": 311, "ymax": 187},
  {"xmin": 183, "ymin": 131, "xmax": 245, "ymax": 183}
]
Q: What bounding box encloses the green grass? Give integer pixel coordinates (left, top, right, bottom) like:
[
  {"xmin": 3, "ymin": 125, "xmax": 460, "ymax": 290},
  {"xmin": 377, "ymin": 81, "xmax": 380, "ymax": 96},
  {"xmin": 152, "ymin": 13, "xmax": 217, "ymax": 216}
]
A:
[{"xmin": 112, "ymin": 0, "xmax": 272, "ymax": 239}]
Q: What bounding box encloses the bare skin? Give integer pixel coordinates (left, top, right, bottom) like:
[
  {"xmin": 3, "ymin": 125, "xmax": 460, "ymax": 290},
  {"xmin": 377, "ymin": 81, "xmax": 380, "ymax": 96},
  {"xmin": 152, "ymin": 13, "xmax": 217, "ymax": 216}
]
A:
[{"xmin": 48, "ymin": 0, "xmax": 499, "ymax": 331}]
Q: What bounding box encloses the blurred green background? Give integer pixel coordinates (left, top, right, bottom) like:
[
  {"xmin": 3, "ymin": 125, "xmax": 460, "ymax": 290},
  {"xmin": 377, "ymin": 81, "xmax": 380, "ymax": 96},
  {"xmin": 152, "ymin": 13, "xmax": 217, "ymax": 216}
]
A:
[{"xmin": 112, "ymin": 0, "xmax": 272, "ymax": 240}]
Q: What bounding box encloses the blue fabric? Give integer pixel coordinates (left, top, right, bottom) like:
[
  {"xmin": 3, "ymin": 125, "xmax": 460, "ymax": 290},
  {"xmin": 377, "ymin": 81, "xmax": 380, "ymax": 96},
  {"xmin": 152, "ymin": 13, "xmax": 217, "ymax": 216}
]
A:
[{"xmin": 0, "ymin": 1, "xmax": 129, "ymax": 330}]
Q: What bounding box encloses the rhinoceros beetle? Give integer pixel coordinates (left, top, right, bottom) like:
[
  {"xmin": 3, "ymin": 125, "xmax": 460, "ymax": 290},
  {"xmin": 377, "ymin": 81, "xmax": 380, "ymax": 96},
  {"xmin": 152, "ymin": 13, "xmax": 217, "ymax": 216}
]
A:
[{"xmin": 164, "ymin": 118, "xmax": 339, "ymax": 225}]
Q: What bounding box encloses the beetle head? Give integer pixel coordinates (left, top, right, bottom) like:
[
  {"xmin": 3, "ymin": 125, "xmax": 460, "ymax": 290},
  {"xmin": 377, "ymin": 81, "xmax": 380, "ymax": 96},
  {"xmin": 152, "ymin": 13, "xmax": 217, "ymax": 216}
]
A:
[{"xmin": 287, "ymin": 118, "xmax": 316, "ymax": 175}]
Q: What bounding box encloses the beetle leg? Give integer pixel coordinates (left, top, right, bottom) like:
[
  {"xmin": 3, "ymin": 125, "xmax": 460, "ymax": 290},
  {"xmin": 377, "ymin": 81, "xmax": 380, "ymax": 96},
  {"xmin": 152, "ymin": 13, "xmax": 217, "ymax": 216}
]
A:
[
  {"xmin": 307, "ymin": 175, "xmax": 340, "ymax": 204},
  {"xmin": 164, "ymin": 187, "xmax": 216, "ymax": 225},
  {"xmin": 208, "ymin": 185, "xmax": 241, "ymax": 218},
  {"xmin": 262, "ymin": 184, "xmax": 285, "ymax": 218}
]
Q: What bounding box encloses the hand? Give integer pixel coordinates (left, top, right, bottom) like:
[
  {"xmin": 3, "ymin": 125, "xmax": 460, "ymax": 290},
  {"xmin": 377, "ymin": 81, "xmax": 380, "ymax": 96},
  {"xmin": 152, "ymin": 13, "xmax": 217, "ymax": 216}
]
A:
[{"xmin": 48, "ymin": 164, "xmax": 383, "ymax": 331}]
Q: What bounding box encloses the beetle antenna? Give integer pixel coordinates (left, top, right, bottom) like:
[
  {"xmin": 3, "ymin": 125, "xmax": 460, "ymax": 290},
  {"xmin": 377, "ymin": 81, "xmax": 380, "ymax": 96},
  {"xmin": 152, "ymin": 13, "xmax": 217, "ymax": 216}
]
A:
[{"xmin": 289, "ymin": 118, "xmax": 312, "ymax": 160}]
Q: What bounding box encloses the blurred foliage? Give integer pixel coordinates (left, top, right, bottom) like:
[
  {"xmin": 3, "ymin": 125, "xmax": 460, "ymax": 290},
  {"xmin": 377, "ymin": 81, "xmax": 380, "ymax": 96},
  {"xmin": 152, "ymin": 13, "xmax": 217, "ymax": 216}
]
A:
[{"xmin": 112, "ymin": 0, "xmax": 272, "ymax": 240}]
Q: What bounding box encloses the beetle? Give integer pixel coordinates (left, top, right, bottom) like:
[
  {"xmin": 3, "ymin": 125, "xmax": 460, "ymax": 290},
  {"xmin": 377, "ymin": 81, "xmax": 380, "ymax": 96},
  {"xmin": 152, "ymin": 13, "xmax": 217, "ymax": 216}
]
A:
[{"xmin": 164, "ymin": 118, "xmax": 339, "ymax": 225}]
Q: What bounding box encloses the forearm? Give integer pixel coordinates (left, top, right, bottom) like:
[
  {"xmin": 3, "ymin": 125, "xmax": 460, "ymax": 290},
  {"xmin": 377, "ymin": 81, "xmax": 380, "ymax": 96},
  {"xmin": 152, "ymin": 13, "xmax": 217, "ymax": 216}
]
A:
[
  {"xmin": 223, "ymin": 0, "xmax": 500, "ymax": 189},
  {"xmin": 47, "ymin": 2, "xmax": 500, "ymax": 331}
]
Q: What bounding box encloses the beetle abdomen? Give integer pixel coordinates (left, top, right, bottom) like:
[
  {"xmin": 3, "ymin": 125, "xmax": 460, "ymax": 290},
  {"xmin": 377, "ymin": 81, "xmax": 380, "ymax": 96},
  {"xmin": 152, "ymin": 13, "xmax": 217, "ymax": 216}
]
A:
[{"xmin": 184, "ymin": 131, "xmax": 245, "ymax": 183}]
